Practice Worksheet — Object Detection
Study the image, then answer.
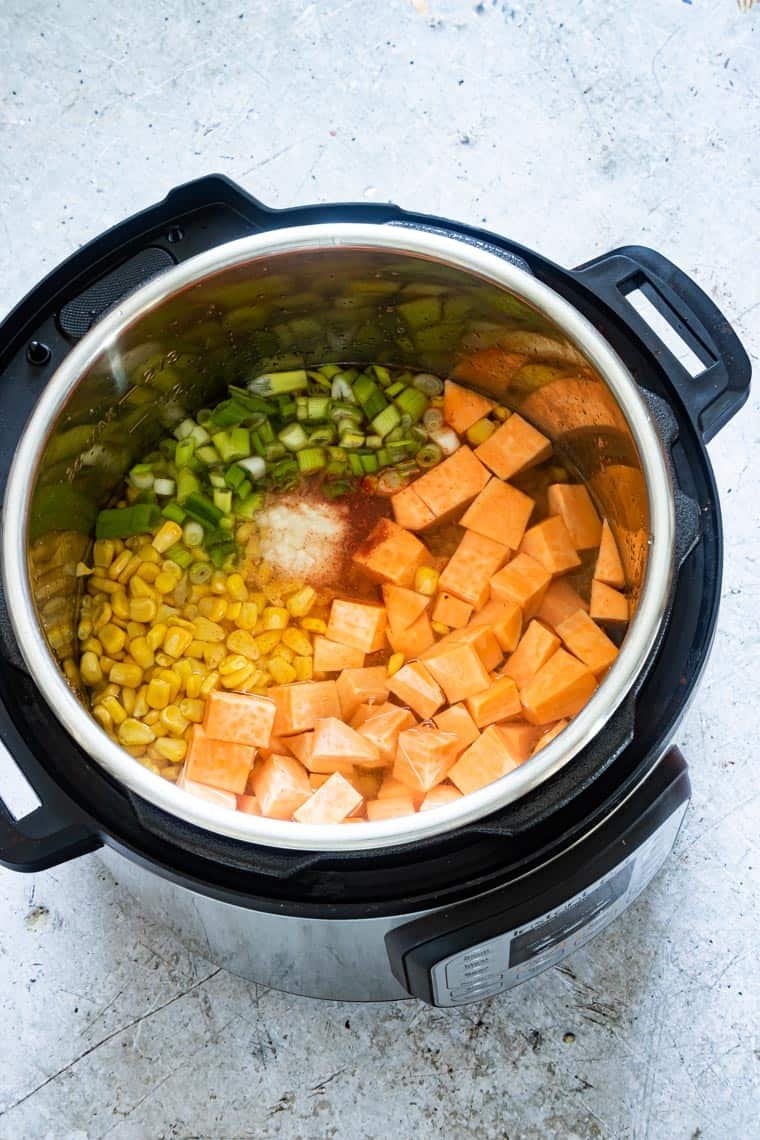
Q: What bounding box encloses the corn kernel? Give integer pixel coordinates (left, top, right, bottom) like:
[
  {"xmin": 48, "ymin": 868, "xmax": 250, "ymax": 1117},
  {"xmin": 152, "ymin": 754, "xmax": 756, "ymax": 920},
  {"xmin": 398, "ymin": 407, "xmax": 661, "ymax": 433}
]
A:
[
  {"xmin": 133, "ymin": 685, "xmax": 149, "ymax": 719},
  {"xmin": 143, "ymin": 710, "xmax": 161, "ymax": 726},
  {"xmin": 179, "ymin": 698, "xmax": 205, "ymax": 723},
  {"xmin": 77, "ymin": 618, "xmax": 93, "ymax": 642},
  {"xmin": 152, "ymin": 520, "xmax": 183, "ymax": 554},
  {"xmin": 185, "ymin": 673, "xmax": 204, "ymax": 699},
  {"xmin": 118, "ymin": 554, "xmax": 143, "ymax": 584},
  {"xmin": 492, "ymin": 404, "xmax": 511, "ymax": 422},
  {"xmin": 101, "ymin": 695, "xmax": 128, "ymax": 726},
  {"xmin": 225, "ymin": 573, "xmax": 248, "ymax": 601},
  {"xmin": 128, "ymin": 596, "xmax": 157, "ymax": 623},
  {"xmin": 293, "ymin": 656, "xmax": 313, "ymax": 682},
  {"xmin": 300, "ymin": 617, "xmax": 327, "ymax": 634},
  {"xmin": 286, "ymin": 586, "xmax": 316, "ymax": 618},
  {"xmin": 220, "ymin": 664, "xmax": 257, "ymax": 690},
  {"xmin": 63, "ymin": 657, "xmax": 80, "ymax": 687},
  {"xmin": 414, "ymin": 566, "xmax": 439, "ymax": 597},
  {"xmin": 144, "ymin": 622, "xmax": 167, "ymax": 652},
  {"xmin": 88, "ymin": 576, "xmax": 119, "ymax": 595},
  {"xmin": 126, "ymin": 622, "xmax": 146, "ymax": 641},
  {"xmin": 431, "ymin": 621, "xmax": 450, "ymax": 636},
  {"xmin": 217, "ymin": 654, "xmax": 247, "ymax": 677},
  {"xmin": 387, "ymin": 652, "xmax": 405, "ymax": 677},
  {"xmin": 109, "ymin": 662, "xmax": 143, "ymax": 688},
  {"xmin": 163, "ymin": 626, "xmax": 194, "ymax": 659},
  {"xmin": 225, "ymin": 601, "xmax": 242, "ymax": 622},
  {"xmin": 465, "ymin": 417, "xmax": 496, "ymax": 446},
  {"xmin": 210, "ymin": 571, "xmax": 227, "ymax": 595},
  {"xmin": 129, "ymin": 575, "xmax": 157, "ymax": 600},
  {"xmin": 118, "ymin": 718, "xmax": 156, "ymax": 747},
  {"xmin": 235, "ymin": 602, "xmax": 259, "ymax": 630},
  {"xmin": 157, "ymin": 669, "xmax": 182, "ymax": 702},
  {"xmin": 282, "ymin": 627, "xmax": 313, "ymax": 657},
  {"xmin": 269, "ymin": 658, "xmax": 297, "ymax": 684},
  {"xmin": 121, "ymin": 686, "xmax": 137, "ymax": 715},
  {"xmin": 160, "ymin": 705, "xmax": 190, "ymax": 736},
  {"xmin": 271, "ymin": 643, "xmax": 295, "ymax": 665},
  {"xmin": 111, "ymin": 590, "xmax": 130, "ymax": 619},
  {"xmin": 262, "ymin": 606, "xmax": 289, "ymax": 631},
  {"xmin": 92, "ymin": 704, "xmax": 113, "ymax": 734},
  {"xmin": 154, "ymin": 570, "xmax": 178, "ymax": 595},
  {"xmin": 146, "ymin": 677, "xmax": 171, "ymax": 710},
  {"xmin": 185, "ymin": 639, "xmax": 204, "ymax": 659},
  {"xmin": 100, "ymin": 655, "xmax": 117, "ymax": 674},
  {"xmin": 129, "ymin": 636, "xmax": 155, "ymax": 670},
  {"xmin": 93, "ymin": 601, "xmax": 113, "ymax": 633},
  {"xmin": 99, "ymin": 623, "xmax": 127, "ymax": 656},
  {"xmin": 226, "ymin": 629, "xmax": 260, "ymax": 660},
  {"xmin": 153, "ymin": 736, "xmax": 187, "ymax": 764},
  {"xmin": 199, "ymin": 672, "xmax": 220, "ymax": 698},
  {"xmin": 93, "ymin": 539, "xmax": 115, "ymax": 568},
  {"xmin": 108, "ymin": 550, "xmax": 132, "ymax": 580},
  {"xmin": 92, "ymin": 682, "xmax": 119, "ymax": 705},
  {"xmin": 198, "ymin": 595, "xmax": 227, "ymax": 622},
  {"xmin": 256, "ymin": 630, "xmax": 281, "ymax": 655},
  {"xmin": 136, "ymin": 562, "xmax": 160, "ymax": 584},
  {"xmin": 193, "ymin": 616, "xmax": 226, "ymax": 643}
]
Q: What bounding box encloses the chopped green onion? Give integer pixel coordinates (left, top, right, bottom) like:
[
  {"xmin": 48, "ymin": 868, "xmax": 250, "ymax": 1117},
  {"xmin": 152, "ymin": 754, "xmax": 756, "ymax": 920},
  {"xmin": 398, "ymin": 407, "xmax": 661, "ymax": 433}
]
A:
[
  {"xmin": 297, "ymin": 447, "xmax": 326, "ymax": 474},
  {"xmin": 394, "ymin": 386, "xmax": 429, "ymax": 423},
  {"xmin": 237, "ymin": 455, "xmax": 267, "ymax": 480},
  {"xmin": 209, "ymin": 470, "xmax": 227, "ymax": 489},
  {"xmin": 331, "ymin": 375, "xmax": 356, "ymax": 402},
  {"xmin": 385, "ymin": 381, "xmax": 406, "ymax": 398},
  {"xmin": 173, "ymin": 418, "xmax": 195, "ymax": 440},
  {"xmin": 371, "ymin": 403, "xmax": 402, "ymax": 439},
  {"xmin": 224, "ymin": 465, "xmax": 248, "ymax": 490},
  {"xmin": 175, "ymin": 438, "xmax": 195, "ymax": 468},
  {"xmin": 264, "ymin": 442, "xmax": 286, "ymax": 462},
  {"xmin": 348, "ymin": 453, "xmax": 364, "ymax": 476},
  {"xmin": 248, "ymin": 369, "xmax": 309, "ymax": 396},
  {"xmin": 308, "ymin": 424, "xmax": 337, "ymax": 446},
  {"xmin": 412, "ymin": 372, "xmax": 444, "ymax": 396},
  {"xmin": 176, "ymin": 468, "xmax": 200, "ymax": 503},
  {"xmin": 129, "ymin": 463, "xmax": 154, "ymax": 491},
  {"xmin": 365, "ymin": 434, "xmax": 383, "ymax": 450},
  {"xmin": 369, "ymin": 364, "xmax": 392, "ymax": 387},
  {"xmin": 278, "ymin": 422, "xmax": 309, "ymax": 452},
  {"xmin": 257, "ymin": 419, "xmax": 275, "ymax": 444},
  {"xmin": 416, "ymin": 442, "xmax": 443, "ymax": 469},
  {"xmin": 196, "ymin": 444, "xmax": 222, "ymax": 466},
  {"xmin": 323, "ymin": 479, "xmax": 354, "ymax": 499},
  {"xmin": 190, "ymin": 424, "xmax": 211, "ymax": 446},
  {"xmin": 423, "ymin": 407, "xmax": 445, "ymax": 431},
  {"xmin": 189, "ymin": 563, "xmax": 213, "ymax": 585},
  {"xmin": 213, "ymin": 488, "xmax": 233, "ymax": 514},
  {"xmin": 153, "ymin": 477, "xmax": 176, "ymax": 497},
  {"xmin": 183, "ymin": 492, "xmax": 224, "ymax": 527},
  {"xmin": 429, "ymin": 425, "xmax": 461, "ymax": 456},
  {"xmin": 166, "ymin": 544, "xmax": 193, "ymax": 569},
  {"xmin": 95, "ymin": 504, "xmax": 160, "ymax": 540},
  {"xmin": 318, "ymin": 363, "xmax": 342, "ymax": 381},
  {"xmin": 212, "ymin": 428, "xmax": 250, "ymax": 463},
  {"xmin": 340, "ymin": 428, "xmax": 365, "ymax": 449},
  {"xmin": 183, "ymin": 520, "xmax": 205, "ymax": 547},
  {"xmin": 161, "ymin": 502, "xmax": 186, "ymax": 524},
  {"xmin": 236, "ymin": 492, "xmax": 265, "ymax": 518},
  {"xmin": 360, "ymin": 453, "xmax": 379, "ymax": 474}
]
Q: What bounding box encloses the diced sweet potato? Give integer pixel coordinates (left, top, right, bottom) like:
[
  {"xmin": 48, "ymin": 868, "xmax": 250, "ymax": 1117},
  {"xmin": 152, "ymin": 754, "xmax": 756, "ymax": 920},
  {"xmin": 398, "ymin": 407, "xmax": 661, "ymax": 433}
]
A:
[
  {"xmin": 547, "ymin": 483, "xmax": 602, "ymax": 550},
  {"xmin": 326, "ymin": 598, "xmax": 388, "ymax": 653},
  {"xmin": 460, "ymin": 477, "xmax": 535, "ymax": 550},
  {"xmin": 474, "ymin": 413, "xmax": 552, "ymax": 480},
  {"xmin": 448, "ymin": 725, "xmax": 522, "ymax": 795},
  {"xmin": 270, "ymin": 680, "xmax": 341, "ymax": 735},
  {"xmin": 309, "ymin": 772, "xmax": 330, "ymax": 789},
  {"xmin": 466, "ymin": 675, "xmax": 522, "ymax": 728},
  {"xmin": 439, "ymin": 530, "xmax": 511, "ymax": 609},
  {"xmin": 490, "ymin": 553, "xmax": 552, "ymax": 618},
  {"xmin": 519, "ymin": 515, "xmax": 581, "ymax": 575},
  {"xmin": 367, "ymin": 795, "xmax": 416, "ymax": 821},
  {"xmin": 557, "ymin": 610, "xmax": 619, "ymax": 676},
  {"xmin": 358, "ymin": 705, "xmax": 416, "ymax": 763},
  {"xmin": 589, "ymin": 580, "xmax": 629, "ymax": 625},
  {"xmin": 496, "ymin": 721, "xmax": 543, "ymax": 764},
  {"xmin": 202, "ymin": 690, "xmax": 276, "ymax": 750},
  {"xmin": 378, "ymin": 775, "xmax": 418, "ymax": 800},
  {"xmin": 594, "ymin": 520, "xmax": 626, "ymax": 588},
  {"xmin": 431, "ymin": 592, "xmax": 473, "ymax": 629},
  {"xmin": 261, "ymin": 733, "xmax": 294, "ymax": 758},
  {"xmin": 382, "ymin": 584, "xmax": 431, "ymax": 636},
  {"xmin": 350, "ymin": 769, "xmax": 383, "ymax": 801},
  {"xmin": 293, "ymin": 771, "xmax": 363, "ymax": 824},
  {"xmin": 313, "ymin": 635, "xmax": 365, "ymax": 673},
  {"xmin": 537, "ymin": 579, "xmax": 589, "ymax": 629},
  {"xmin": 352, "ymin": 518, "xmax": 430, "ymax": 587},
  {"xmin": 286, "ymin": 731, "xmax": 314, "ymax": 767},
  {"xmin": 350, "ymin": 700, "xmax": 396, "ymax": 728},
  {"xmin": 502, "ymin": 620, "xmax": 561, "ymax": 689},
  {"xmin": 422, "ymin": 642, "xmax": 491, "ymax": 704},
  {"xmin": 469, "ymin": 598, "xmax": 523, "ymax": 653},
  {"xmin": 253, "ymin": 753, "xmax": 312, "ymax": 819},
  {"xmin": 184, "ymin": 723, "xmax": 254, "ymax": 794},
  {"xmin": 311, "ymin": 717, "xmax": 381, "ymax": 768},
  {"xmin": 387, "ymin": 660, "xmax": 445, "ymax": 719},
  {"xmin": 434, "ymin": 703, "xmax": 481, "ymax": 755},
  {"xmin": 411, "ymin": 446, "xmax": 490, "ymax": 521},
  {"xmin": 179, "ymin": 776, "xmax": 237, "ymax": 810},
  {"xmin": 391, "ymin": 483, "xmax": 436, "ymax": 531},
  {"xmin": 336, "ymin": 666, "xmax": 390, "ymax": 720},
  {"xmin": 520, "ymin": 649, "xmax": 597, "ymax": 725},
  {"xmin": 393, "ymin": 725, "xmax": 460, "ymax": 793},
  {"xmin": 419, "ymin": 783, "xmax": 464, "ymax": 811},
  {"xmin": 439, "ymin": 623, "xmax": 503, "ymax": 671},
  {"xmin": 531, "ymin": 719, "xmax": 569, "ymax": 755},
  {"xmin": 236, "ymin": 793, "xmax": 261, "ymax": 815},
  {"xmin": 387, "ymin": 610, "xmax": 436, "ymax": 657},
  {"xmin": 443, "ymin": 379, "xmax": 495, "ymax": 434}
]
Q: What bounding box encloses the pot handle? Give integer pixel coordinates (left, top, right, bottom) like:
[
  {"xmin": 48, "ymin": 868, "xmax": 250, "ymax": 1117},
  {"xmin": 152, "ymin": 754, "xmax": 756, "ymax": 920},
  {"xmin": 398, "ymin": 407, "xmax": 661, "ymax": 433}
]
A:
[{"xmin": 572, "ymin": 246, "xmax": 751, "ymax": 443}]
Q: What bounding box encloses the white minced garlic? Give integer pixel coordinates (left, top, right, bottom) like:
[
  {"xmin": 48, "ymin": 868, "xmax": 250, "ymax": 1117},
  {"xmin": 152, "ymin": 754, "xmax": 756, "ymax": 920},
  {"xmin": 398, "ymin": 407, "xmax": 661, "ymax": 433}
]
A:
[{"xmin": 254, "ymin": 494, "xmax": 350, "ymax": 584}]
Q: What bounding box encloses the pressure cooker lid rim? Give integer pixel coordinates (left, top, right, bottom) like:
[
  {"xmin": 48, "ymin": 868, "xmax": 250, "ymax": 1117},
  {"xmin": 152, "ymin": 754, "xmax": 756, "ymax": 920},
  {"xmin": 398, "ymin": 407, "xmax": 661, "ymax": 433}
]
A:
[{"xmin": 1, "ymin": 223, "xmax": 676, "ymax": 852}]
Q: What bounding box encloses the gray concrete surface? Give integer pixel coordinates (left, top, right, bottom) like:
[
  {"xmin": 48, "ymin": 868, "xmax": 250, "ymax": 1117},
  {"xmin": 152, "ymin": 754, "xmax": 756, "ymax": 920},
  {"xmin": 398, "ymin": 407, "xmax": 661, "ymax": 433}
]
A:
[{"xmin": 0, "ymin": 1, "xmax": 758, "ymax": 1137}]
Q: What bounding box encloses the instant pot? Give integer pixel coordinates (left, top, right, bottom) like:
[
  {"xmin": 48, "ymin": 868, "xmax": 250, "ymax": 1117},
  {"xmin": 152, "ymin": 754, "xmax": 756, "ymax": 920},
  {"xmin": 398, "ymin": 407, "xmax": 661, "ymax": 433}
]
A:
[{"xmin": 0, "ymin": 176, "xmax": 749, "ymax": 1004}]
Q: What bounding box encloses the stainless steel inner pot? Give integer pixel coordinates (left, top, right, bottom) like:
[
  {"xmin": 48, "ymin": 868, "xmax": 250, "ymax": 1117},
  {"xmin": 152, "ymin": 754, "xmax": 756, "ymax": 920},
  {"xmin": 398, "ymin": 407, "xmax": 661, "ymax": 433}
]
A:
[{"xmin": 1, "ymin": 225, "xmax": 675, "ymax": 851}]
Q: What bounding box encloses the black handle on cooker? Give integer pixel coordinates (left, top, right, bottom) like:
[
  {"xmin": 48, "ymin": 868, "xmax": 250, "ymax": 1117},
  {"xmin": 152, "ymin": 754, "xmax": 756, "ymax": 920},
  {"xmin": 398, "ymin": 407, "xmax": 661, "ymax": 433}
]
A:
[{"xmin": 572, "ymin": 246, "xmax": 751, "ymax": 444}]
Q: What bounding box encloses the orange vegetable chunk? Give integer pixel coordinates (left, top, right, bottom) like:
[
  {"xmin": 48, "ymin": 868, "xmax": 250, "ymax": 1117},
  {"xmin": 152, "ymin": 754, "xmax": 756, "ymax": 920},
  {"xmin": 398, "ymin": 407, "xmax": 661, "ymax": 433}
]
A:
[
  {"xmin": 358, "ymin": 705, "xmax": 416, "ymax": 763},
  {"xmin": 496, "ymin": 721, "xmax": 543, "ymax": 764},
  {"xmin": 490, "ymin": 553, "xmax": 552, "ymax": 618},
  {"xmin": 502, "ymin": 620, "xmax": 561, "ymax": 689},
  {"xmin": 382, "ymin": 584, "xmax": 431, "ymax": 635},
  {"xmin": 448, "ymin": 725, "xmax": 522, "ymax": 795},
  {"xmin": 547, "ymin": 483, "xmax": 602, "ymax": 550},
  {"xmin": 350, "ymin": 700, "xmax": 396, "ymax": 728},
  {"xmin": 434, "ymin": 703, "xmax": 481, "ymax": 755},
  {"xmin": 443, "ymin": 379, "xmax": 495, "ymax": 434},
  {"xmin": 439, "ymin": 529, "xmax": 511, "ymax": 609},
  {"xmin": 287, "ymin": 731, "xmax": 315, "ymax": 767},
  {"xmin": 594, "ymin": 520, "xmax": 626, "ymax": 588},
  {"xmin": 531, "ymin": 719, "xmax": 569, "ymax": 755},
  {"xmin": 202, "ymin": 690, "xmax": 276, "ymax": 750},
  {"xmin": 378, "ymin": 775, "xmax": 419, "ymax": 800},
  {"xmin": 351, "ymin": 769, "xmax": 383, "ymax": 801},
  {"xmin": 557, "ymin": 610, "xmax": 619, "ymax": 676},
  {"xmin": 179, "ymin": 776, "xmax": 236, "ymax": 810},
  {"xmin": 410, "ymin": 446, "xmax": 490, "ymax": 521},
  {"xmin": 438, "ymin": 623, "xmax": 503, "ymax": 671},
  {"xmin": 419, "ymin": 784, "xmax": 464, "ymax": 811},
  {"xmin": 387, "ymin": 610, "xmax": 436, "ymax": 657},
  {"xmin": 590, "ymin": 580, "xmax": 629, "ymax": 625},
  {"xmin": 520, "ymin": 649, "xmax": 597, "ymax": 725},
  {"xmin": 537, "ymin": 579, "xmax": 589, "ymax": 629},
  {"xmin": 519, "ymin": 515, "xmax": 581, "ymax": 575},
  {"xmin": 475, "ymin": 413, "xmax": 552, "ymax": 480},
  {"xmin": 431, "ymin": 592, "xmax": 473, "ymax": 629},
  {"xmin": 312, "ymin": 636, "xmax": 365, "ymax": 673},
  {"xmin": 466, "ymin": 675, "xmax": 522, "ymax": 728},
  {"xmin": 352, "ymin": 518, "xmax": 430, "ymax": 587},
  {"xmin": 336, "ymin": 666, "xmax": 390, "ymax": 720},
  {"xmin": 422, "ymin": 642, "xmax": 491, "ymax": 705},
  {"xmin": 311, "ymin": 717, "xmax": 381, "ymax": 769},
  {"xmin": 293, "ymin": 771, "xmax": 363, "ymax": 824},
  {"xmin": 184, "ymin": 723, "xmax": 254, "ymax": 794},
  {"xmin": 391, "ymin": 483, "xmax": 436, "ymax": 531},
  {"xmin": 270, "ymin": 680, "xmax": 341, "ymax": 735},
  {"xmin": 261, "ymin": 733, "xmax": 295, "ymax": 758},
  {"xmin": 236, "ymin": 794, "xmax": 261, "ymax": 815},
  {"xmin": 253, "ymin": 752, "xmax": 311, "ymax": 819},
  {"xmin": 387, "ymin": 660, "xmax": 445, "ymax": 719},
  {"xmin": 309, "ymin": 772, "xmax": 330, "ymax": 789},
  {"xmin": 393, "ymin": 725, "xmax": 460, "ymax": 793},
  {"xmin": 326, "ymin": 598, "xmax": 388, "ymax": 653},
  {"xmin": 469, "ymin": 598, "xmax": 523, "ymax": 653},
  {"xmin": 367, "ymin": 795, "xmax": 417, "ymax": 821},
  {"xmin": 460, "ymin": 477, "xmax": 535, "ymax": 550}
]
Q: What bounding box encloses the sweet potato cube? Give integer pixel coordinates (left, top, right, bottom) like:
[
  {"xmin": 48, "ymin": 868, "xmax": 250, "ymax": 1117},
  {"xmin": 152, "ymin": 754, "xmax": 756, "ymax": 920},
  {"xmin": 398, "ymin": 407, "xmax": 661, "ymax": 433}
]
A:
[
  {"xmin": 502, "ymin": 620, "xmax": 561, "ymax": 689},
  {"xmin": 253, "ymin": 753, "xmax": 311, "ymax": 819},
  {"xmin": 312, "ymin": 636, "xmax": 365, "ymax": 674},
  {"xmin": 326, "ymin": 598, "xmax": 388, "ymax": 653},
  {"xmin": 358, "ymin": 705, "xmax": 416, "ymax": 763},
  {"xmin": 411, "ymin": 446, "xmax": 490, "ymax": 520},
  {"xmin": 203, "ymin": 690, "xmax": 276, "ymax": 750},
  {"xmin": 382, "ymin": 584, "xmax": 431, "ymax": 636},
  {"xmin": 261, "ymin": 733, "xmax": 295, "ymax": 758},
  {"xmin": 431, "ymin": 592, "xmax": 473, "ymax": 629},
  {"xmin": 293, "ymin": 771, "xmax": 363, "ymax": 824},
  {"xmin": 236, "ymin": 794, "xmax": 261, "ymax": 815},
  {"xmin": 352, "ymin": 518, "xmax": 430, "ymax": 587},
  {"xmin": 470, "ymin": 599, "xmax": 523, "ymax": 653},
  {"xmin": 309, "ymin": 772, "xmax": 330, "ymax": 789},
  {"xmin": 531, "ymin": 719, "xmax": 569, "ymax": 756},
  {"xmin": 520, "ymin": 649, "xmax": 598, "ymax": 725},
  {"xmin": 179, "ymin": 776, "xmax": 237, "ymax": 810},
  {"xmin": 475, "ymin": 413, "xmax": 552, "ymax": 480},
  {"xmin": 387, "ymin": 610, "xmax": 436, "ymax": 657},
  {"xmin": 393, "ymin": 725, "xmax": 461, "ymax": 793},
  {"xmin": 466, "ymin": 675, "xmax": 521, "ymax": 728},
  {"xmin": 387, "ymin": 660, "xmax": 445, "ymax": 719},
  {"xmin": 350, "ymin": 769, "xmax": 383, "ymax": 801},
  {"xmin": 519, "ymin": 515, "xmax": 581, "ymax": 575},
  {"xmin": 367, "ymin": 795, "xmax": 416, "ymax": 821},
  {"xmin": 434, "ymin": 703, "xmax": 481, "ymax": 755},
  {"xmin": 391, "ymin": 484, "xmax": 436, "ymax": 531},
  {"xmin": 537, "ymin": 579, "xmax": 589, "ymax": 629},
  {"xmin": 442, "ymin": 623, "xmax": 503, "ymax": 671},
  {"xmin": 311, "ymin": 717, "xmax": 381, "ymax": 768},
  {"xmin": 594, "ymin": 520, "xmax": 626, "ymax": 588},
  {"xmin": 423, "ymin": 642, "xmax": 491, "ymax": 705},
  {"xmin": 490, "ymin": 553, "xmax": 552, "ymax": 618},
  {"xmin": 350, "ymin": 700, "xmax": 396, "ymax": 728},
  {"xmin": 443, "ymin": 379, "xmax": 495, "ymax": 434},
  {"xmin": 460, "ymin": 478, "xmax": 535, "ymax": 550},
  {"xmin": 184, "ymin": 723, "xmax": 254, "ymax": 794},
  {"xmin": 439, "ymin": 530, "xmax": 511, "ymax": 609},
  {"xmin": 557, "ymin": 610, "xmax": 619, "ymax": 676},
  {"xmin": 270, "ymin": 680, "xmax": 341, "ymax": 735},
  {"xmin": 496, "ymin": 721, "xmax": 543, "ymax": 764},
  {"xmin": 286, "ymin": 731, "xmax": 314, "ymax": 767},
  {"xmin": 336, "ymin": 666, "xmax": 390, "ymax": 720},
  {"xmin": 419, "ymin": 784, "xmax": 464, "ymax": 811},
  {"xmin": 378, "ymin": 775, "xmax": 418, "ymax": 800},
  {"xmin": 547, "ymin": 483, "xmax": 602, "ymax": 550},
  {"xmin": 448, "ymin": 725, "xmax": 522, "ymax": 795},
  {"xmin": 590, "ymin": 580, "xmax": 629, "ymax": 625}
]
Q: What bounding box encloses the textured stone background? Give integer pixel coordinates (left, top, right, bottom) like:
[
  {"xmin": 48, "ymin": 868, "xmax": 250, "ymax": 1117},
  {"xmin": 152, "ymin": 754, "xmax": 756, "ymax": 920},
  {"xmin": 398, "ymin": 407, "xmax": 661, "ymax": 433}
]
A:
[{"xmin": 0, "ymin": 1, "xmax": 758, "ymax": 1137}]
